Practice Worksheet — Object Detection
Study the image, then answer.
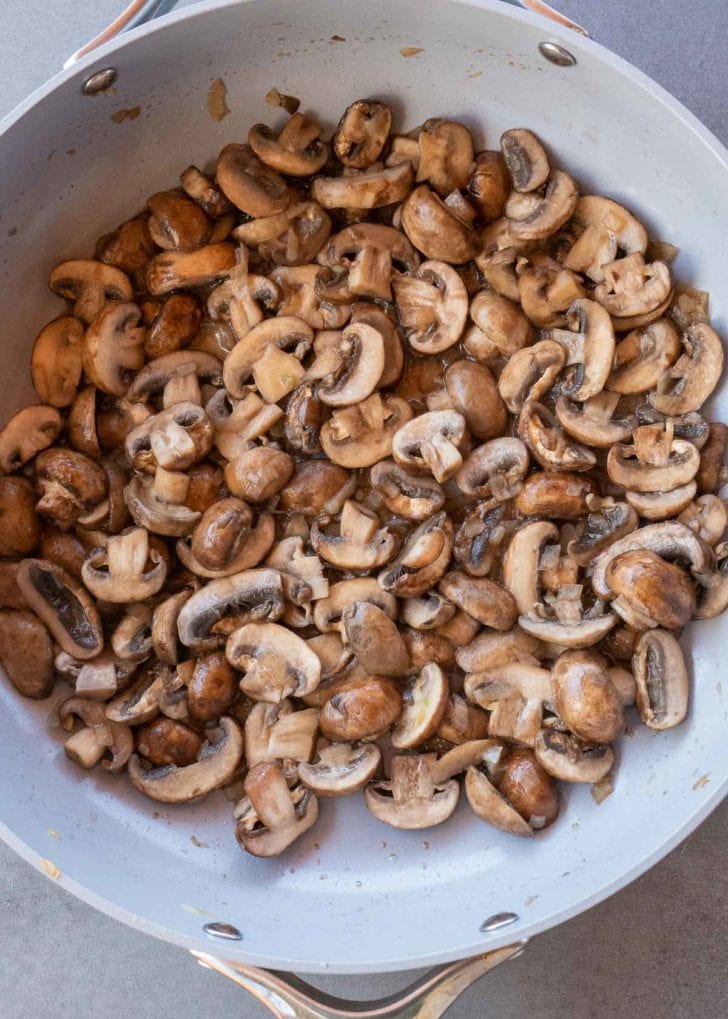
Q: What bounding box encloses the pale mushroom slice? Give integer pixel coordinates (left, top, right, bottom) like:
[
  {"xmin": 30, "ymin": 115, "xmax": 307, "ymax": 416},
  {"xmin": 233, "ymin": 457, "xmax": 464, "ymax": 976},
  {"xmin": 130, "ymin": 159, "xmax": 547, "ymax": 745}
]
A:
[
  {"xmin": 607, "ymin": 431, "xmax": 700, "ymax": 493},
  {"xmin": 456, "ymin": 437, "xmax": 530, "ymax": 501},
  {"xmin": 606, "ymin": 319, "xmax": 681, "ymax": 394},
  {"xmin": 125, "ymin": 473, "xmax": 201, "ymax": 538},
  {"xmin": 518, "ymin": 400, "xmax": 596, "ymax": 472},
  {"xmin": 82, "ymin": 528, "xmax": 167, "ymax": 603},
  {"xmin": 401, "ymin": 592, "xmax": 456, "ymax": 631},
  {"xmin": 126, "ymin": 350, "xmax": 222, "ymax": 405},
  {"xmin": 555, "ymin": 393, "xmax": 635, "ymax": 448},
  {"xmin": 16, "ymin": 558, "xmax": 103, "ymax": 660},
  {"xmin": 265, "ymin": 536, "xmax": 328, "ymax": 628},
  {"xmin": 364, "ymin": 754, "xmax": 460, "ymax": 830},
  {"xmin": 129, "ymin": 716, "xmax": 243, "ymax": 803},
  {"xmin": 104, "ymin": 662, "xmax": 166, "ymax": 725},
  {"xmin": 500, "ymin": 129, "xmax": 550, "ymax": 193},
  {"xmin": 248, "ymin": 112, "xmax": 327, "ymax": 176},
  {"xmin": 594, "ymin": 253, "xmax": 672, "ymax": 320},
  {"xmin": 678, "ymin": 494, "xmax": 728, "ymax": 547},
  {"xmin": 625, "ymin": 482, "xmax": 697, "ymax": 522},
  {"xmin": 223, "ymin": 315, "xmax": 313, "ymax": 399},
  {"xmin": 82, "ymin": 301, "xmax": 146, "ymax": 397},
  {"xmin": 633, "ymin": 629, "xmax": 689, "ymax": 730},
  {"xmin": 298, "ymin": 741, "xmax": 381, "ymax": 796},
  {"xmin": 401, "ymin": 185, "xmax": 481, "ymax": 264},
  {"xmin": 466, "ymin": 748, "xmax": 559, "ymax": 834},
  {"xmin": 226, "ymin": 621, "xmax": 321, "ymax": 702},
  {"xmin": 244, "ymin": 701, "xmax": 319, "ymax": 768},
  {"xmin": 0, "ymin": 405, "xmax": 62, "ymax": 475},
  {"xmin": 549, "ymin": 298, "xmax": 616, "ymax": 401},
  {"xmin": 318, "ymin": 223, "xmax": 419, "ymax": 303},
  {"xmin": 455, "ymin": 628, "xmax": 546, "ymax": 673},
  {"xmin": 271, "ymin": 264, "xmax": 350, "ymax": 330},
  {"xmin": 505, "ymin": 170, "xmax": 579, "ymax": 241},
  {"xmin": 342, "ymin": 601, "xmax": 410, "ymax": 677},
  {"xmin": 518, "ymin": 608, "xmax": 617, "ymax": 649},
  {"xmin": 313, "ymin": 577, "xmax": 397, "ymax": 633},
  {"xmin": 177, "ymin": 568, "xmax": 285, "ymax": 648},
  {"xmin": 49, "ymin": 259, "xmax": 133, "ymax": 323},
  {"xmin": 464, "ymin": 765, "xmax": 534, "ymax": 837},
  {"xmin": 568, "ymin": 497, "xmax": 639, "ymax": 566},
  {"xmin": 497, "ymin": 339, "xmax": 565, "ymax": 414},
  {"xmin": 308, "ymin": 322, "xmax": 385, "ymax": 407},
  {"xmin": 31, "ymin": 316, "xmax": 85, "ymax": 408},
  {"xmin": 320, "ymin": 393, "xmax": 413, "ymax": 469},
  {"xmin": 311, "ymin": 499, "xmax": 396, "ymax": 572},
  {"xmin": 501, "ymin": 520, "xmax": 559, "ymax": 615},
  {"xmin": 391, "ymin": 664, "xmax": 449, "ymax": 749},
  {"xmin": 392, "ymin": 409, "xmax": 466, "ymax": 483},
  {"xmin": 59, "ymin": 697, "xmax": 133, "ymax": 773},
  {"xmin": 392, "ymin": 261, "xmax": 468, "ymax": 354},
  {"xmin": 416, "ymin": 118, "xmax": 474, "ymax": 195},
  {"xmin": 370, "ymin": 460, "xmax": 445, "ymax": 521},
  {"xmin": 235, "ymin": 762, "xmax": 318, "ymax": 857},
  {"xmin": 465, "ymin": 662, "xmax": 552, "ymax": 747},
  {"xmin": 312, "ymin": 161, "xmax": 414, "ymax": 209},
  {"xmin": 466, "ymin": 289, "xmax": 533, "ymax": 360},
  {"xmin": 378, "ymin": 512, "xmax": 454, "ymax": 597},
  {"xmin": 334, "ymin": 100, "xmax": 392, "ymax": 168},
  {"xmin": 650, "ymin": 323, "xmax": 724, "ymax": 416},
  {"xmin": 516, "ymin": 255, "xmax": 585, "ymax": 329},
  {"xmin": 534, "ymin": 727, "xmax": 614, "ymax": 784},
  {"xmin": 552, "ymin": 649, "xmax": 624, "ymax": 743},
  {"xmin": 146, "ymin": 242, "xmax": 236, "ymax": 296},
  {"xmin": 563, "ymin": 195, "xmax": 647, "ymax": 283},
  {"xmin": 34, "ymin": 448, "xmax": 108, "ymax": 529}
]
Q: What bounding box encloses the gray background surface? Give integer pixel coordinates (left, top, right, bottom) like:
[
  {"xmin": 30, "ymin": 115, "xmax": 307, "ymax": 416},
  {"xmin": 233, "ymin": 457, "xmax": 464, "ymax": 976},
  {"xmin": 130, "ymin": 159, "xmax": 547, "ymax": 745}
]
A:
[{"xmin": 1, "ymin": 1, "xmax": 727, "ymax": 1016}]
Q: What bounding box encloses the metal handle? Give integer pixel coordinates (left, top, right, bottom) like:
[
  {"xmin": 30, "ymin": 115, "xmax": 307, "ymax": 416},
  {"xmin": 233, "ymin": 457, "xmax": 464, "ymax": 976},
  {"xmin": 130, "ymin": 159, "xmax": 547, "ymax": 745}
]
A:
[{"xmin": 192, "ymin": 941, "xmax": 526, "ymax": 1019}]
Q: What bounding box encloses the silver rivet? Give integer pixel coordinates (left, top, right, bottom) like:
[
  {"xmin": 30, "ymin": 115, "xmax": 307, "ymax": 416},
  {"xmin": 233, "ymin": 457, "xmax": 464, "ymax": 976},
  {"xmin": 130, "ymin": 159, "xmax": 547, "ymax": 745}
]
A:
[
  {"xmin": 81, "ymin": 68, "xmax": 118, "ymax": 96},
  {"xmin": 203, "ymin": 922, "xmax": 243, "ymax": 941},
  {"xmin": 480, "ymin": 912, "xmax": 519, "ymax": 933},
  {"xmin": 538, "ymin": 41, "xmax": 577, "ymax": 67}
]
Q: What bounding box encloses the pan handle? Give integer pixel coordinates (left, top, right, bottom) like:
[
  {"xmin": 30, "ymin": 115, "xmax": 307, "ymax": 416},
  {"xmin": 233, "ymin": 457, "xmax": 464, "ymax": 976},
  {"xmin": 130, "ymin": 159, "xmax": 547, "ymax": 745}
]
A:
[
  {"xmin": 191, "ymin": 942, "xmax": 526, "ymax": 1019},
  {"xmin": 64, "ymin": 0, "xmax": 587, "ymax": 70}
]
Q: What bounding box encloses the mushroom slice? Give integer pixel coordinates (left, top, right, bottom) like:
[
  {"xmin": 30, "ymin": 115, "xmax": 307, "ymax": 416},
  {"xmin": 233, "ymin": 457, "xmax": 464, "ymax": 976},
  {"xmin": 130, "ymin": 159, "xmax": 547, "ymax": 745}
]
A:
[
  {"xmin": 341, "ymin": 601, "xmax": 409, "ymax": 677},
  {"xmin": 151, "ymin": 589, "xmax": 192, "ymax": 666},
  {"xmin": 34, "ymin": 448, "xmax": 108, "ymax": 530},
  {"xmin": 439, "ymin": 571, "xmax": 517, "ymax": 630},
  {"xmin": 244, "ymin": 701, "xmax": 319, "ymax": 768},
  {"xmin": 625, "ymin": 482, "xmax": 697, "ymax": 522},
  {"xmin": 247, "ymin": 201, "xmax": 332, "ymax": 266},
  {"xmin": 568, "ymin": 499, "xmax": 639, "ymax": 566},
  {"xmin": 126, "ymin": 403, "xmax": 213, "ymax": 473},
  {"xmin": 127, "ymin": 350, "xmax": 222, "ymax": 404},
  {"xmin": 416, "ymin": 118, "xmax": 474, "ymax": 195},
  {"xmin": 379, "ymin": 512, "xmax": 454, "ymax": 597},
  {"xmin": 129, "ymin": 716, "xmax": 243, "ymax": 803},
  {"xmin": 401, "ymin": 592, "xmax": 456, "ymax": 631},
  {"xmin": 249, "ymin": 112, "xmax": 327, "ymax": 176},
  {"xmin": 467, "ymin": 150, "xmax": 509, "ymax": 220},
  {"xmin": 456, "ymin": 628, "xmax": 546, "ymax": 673},
  {"xmin": 392, "ymin": 409, "xmax": 466, "ymax": 483},
  {"xmin": 633, "ymin": 629, "xmax": 688, "ymax": 730},
  {"xmin": 650, "ymin": 323, "xmax": 724, "ymax": 416},
  {"xmin": 177, "ymin": 568, "xmax": 285, "ymax": 649},
  {"xmin": 311, "ymin": 161, "xmax": 413, "ymax": 210},
  {"xmin": 312, "ymin": 322, "xmax": 385, "ymax": 407},
  {"xmin": 227, "ymin": 621, "xmax": 321, "ymax": 702},
  {"xmin": 514, "ymin": 471, "xmax": 594, "ymax": 520},
  {"xmin": 82, "ymin": 528, "xmax": 167, "ymax": 603},
  {"xmin": 124, "ymin": 472, "xmax": 201, "ymax": 537},
  {"xmin": 500, "ymin": 129, "xmax": 549, "ymax": 193},
  {"xmin": 334, "ymin": 100, "xmax": 392, "ymax": 168},
  {"xmin": 696, "ymin": 556, "xmax": 728, "ymax": 620},
  {"xmin": 180, "ymin": 164, "xmax": 232, "ymax": 218},
  {"xmin": 299, "ymin": 741, "xmax": 381, "ymax": 796},
  {"xmin": 146, "ymin": 190, "xmax": 213, "ymax": 251},
  {"xmin": 313, "ymin": 577, "xmax": 397, "ymax": 633},
  {"xmin": 318, "ymin": 671, "xmax": 402, "ymax": 741},
  {"xmin": 111, "ymin": 603, "xmax": 153, "ymax": 663},
  {"xmin": 82, "ymin": 301, "xmax": 146, "ymax": 397},
  {"xmin": 518, "ymin": 612, "xmax": 616, "ymax": 649},
  {"xmin": 563, "ymin": 195, "xmax": 647, "ymax": 282},
  {"xmin": 552, "ymin": 298, "xmax": 616, "ymax": 401},
  {"xmin": 0, "ymin": 405, "xmax": 62, "ymax": 475},
  {"xmin": 467, "ymin": 289, "xmax": 533, "ymax": 360},
  {"xmin": 104, "ymin": 662, "xmax": 165, "ymax": 725},
  {"xmin": 497, "ymin": 339, "xmax": 565, "ymax": 414},
  {"xmin": 392, "ymin": 261, "xmax": 468, "ymax": 354},
  {"xmin": 320, "ymin": 393, "xmax": 413, "ymax": 469},
  {"xmin": 0, "ymin": 610, "xmax": 54, "ymax": 699},
  {"xmin": 311, "ymin": 500, "xmax": 396, "ymax": 572},
  {"xmin": 518, "ymin": 400, "xmax": 596, "ymax": 472},
  {"xmin": 501, "ymin": 520, "xmax": 559, "ymax": 615},
  {"xmin": 401, "ymin": 185, "xmax": 481, "ymax": 264},
  {"xmin": 223, "ymin": 315, "xmax": 313, "ymax": 398},
  {"xmin": 678, "ymin": 494, "xmax": 728, "ymax": 546},
  {"xmin": 552, "ymin": 649, "xmax": 624, "ymax": 743},
  {"xmin": 31, "ymin": 316, "xmax": 84, "ymax": 408},
  {"xmin": 697, "ymin": 422, "xmax": 728, "ymax": 494},
  {"xmin": 179, "ymin": 513, "xmax": 275, "ymax": 580},
  {"xmin": 456, "ymin": 437, "xmax": 529, "ymax": 501},
  {"xmin": 265, "ymin": 536, "xmax": 328, "ymax": 624},
  {"xmin": 517, "ymin": 255, "xmax": 585, "ymax": 329},
  {"xmin": 350, "ymin": 304, "xmax": 404, "ymax": 388},
  {"xmin": 465, "ymin": 662, "xmax": 551, "ymax": 747},
  {"xmin": 16, "ymin": 558, "xmax": 103, "ymax": 660},
  {"xmin": 217, "ymin": 144, "xmax": 294, "ymax": 216},
  {"xmin": 319, "ymin": 223, "xmax": 419, "ymax": 303},
  {"xmin": 49, "ymin": 259, "xmax": 133, "ymax": 324},
  {"xmin": 606, "ymin": 319, "xmax": 681, "ymax": 394},
  {"xmin": 235, "ymin": 762, "xmax": 318, "ymax": 857},
  {"xmin": 206, "ymin": 390, "xmax": 283, "ymax": 461},
  {"xmin": 391, "ymin": 664, "xmax": 449, "ymax": 750},
  {"xmin": 555, "ymin": 393, "xmax": 635, "ymax": 448},
  {"xmin": 60, "ymin": 697, "xmax": 133, "ymax": 773},
  {"xmin": 439, "ymin": 359, "xmax": 506, "ymax": 441},
  {"xmin": 370, "ymin": 460, "xmax": 445, "ymax": 521},
  {"xmin": 534, "ymin": 727, "xmax": 614, "ymax": 784},
  {"xmin": 607, "ymin": 437, "xmax": 700, "ymax": 492},
  {"xmin": 271, "ymin": 264, "xmax": 351, "ymax": 330},
  {"xmin": 505, "ymin": 171, "xmax": 579, "ymax": 241},
  {"xmin": 594, "ymin": 253, "xmax": 671, "ymax": 319},
  {"xmin": 145, "ymin": 242, "xmax": 236, "ymax": 296},
  {"xmin": 364, "ymin": 754, "xmax": 459, "ymax": 830},
  {"xmin": 605, "ymin": 549, "xmax": 695, "ymax": 630},
  {"xmin": 464, "ymin": 765, "xmax": 533, "ymax": 837}
]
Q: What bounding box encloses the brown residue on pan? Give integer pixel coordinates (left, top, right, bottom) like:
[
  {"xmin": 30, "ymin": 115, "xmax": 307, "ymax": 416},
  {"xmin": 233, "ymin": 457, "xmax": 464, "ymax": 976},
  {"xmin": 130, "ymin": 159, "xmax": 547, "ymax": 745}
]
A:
[
  {"xmin": 111, "ymin": 106, "xmax": 141, "ymax": 124},
  {"xmin": 693, "ymin": 773, "xmax": 711, "ymax": 790},
  {"xmin": 467, "ymin": 71, "xmax": 483, "ymax": 78},
  {"xmin": 330, "ymin": 34, "xmax": 346, "ymax": 42},
  {"xmin": 266, "ymin": 87, "xmax": 301, "ymax": 115},
  {"xmin": 400, "ymin": 46, "xmax": 424, "ymax": 58},
  {"xmin": 190, "ymin": 835, "xmax": 209, "ymax": 848},
  {"xmin": 207, "ymin": 77, "xmax": 230, "ymax": 121},
  {"xmin": 39, "ymin": 858, "xmax": 61, "ymax": 880}
]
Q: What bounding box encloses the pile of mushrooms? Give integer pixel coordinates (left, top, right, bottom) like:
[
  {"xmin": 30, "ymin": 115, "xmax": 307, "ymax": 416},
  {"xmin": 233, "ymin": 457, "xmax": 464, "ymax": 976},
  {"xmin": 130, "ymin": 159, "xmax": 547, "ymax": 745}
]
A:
[{"xmin": 0, "ymin": 101, "xmax": 726, "ymax": 857}]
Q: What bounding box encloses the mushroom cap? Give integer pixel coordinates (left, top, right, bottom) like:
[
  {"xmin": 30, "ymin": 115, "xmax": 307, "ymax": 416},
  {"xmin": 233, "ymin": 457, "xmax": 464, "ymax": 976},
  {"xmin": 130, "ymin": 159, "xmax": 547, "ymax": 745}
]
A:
[
  {"xmin": 607, "ymin": 437, "xmax": 699, "ymax": 493},
  {"xmin": 391, "ymin": 663, "xmax": 449, "ymax": 749},
  {"xmin": 605, "ymin": 549, "xmax": 696, "ymax": 630},
  {"xmin": 146, "ymin": 242, "xmax": 237, "ymax": 296},
  {"xmin": 342, "ymin": 600, "xmax": 410, "ymax": 677},
  {"xmin": 552, "ymin": 649, "xmax": 624, "ymax": 744},
  {"xmin": 444, "ymin": 359, "xmax": 506, "ymax": 440},
  {"xmin": 625, "ymin": 482, "xmax": 697, "ymax": 522},
  {"xmin": 393, "ymin": 260, "xmax": 468, "ymax": 355},
  {"xmin": 299, "ymin": 741, "xmax": 381, "ymax": 796},
  {"xmin": 49, "ymin": 259, "xmax": 133, "ymax": 323},
  {"xmin": 501, "ymin": 128, "xmax": 550, "ymax": 193},
  {"xmin": 127, "ymin": 350, "xmax": 222, "ymax": 403},
  {"xmin": 498, "ymin": 748, "xmax": 559, "ymax": 830},
  {"xmin": 365, "ymin": 754, "xmax": 460, "ymax": 830},
  {"xmin": 455, "ymin": 628, "xmax": 546, "ymax": 673},
  {"xmin": 236, "ymin": 761, "xmax": 319, "ymax": 857},
  {"xmin": 16, "ymin": 558, "xmax": 103, "ymax": 660},
  {"xmin": 518, "ymin": 400, "xmax": 596, "ymax": 472},
  {"xmin": 319, "ymin": 674, "xmax": 402, "ymax": 741},
  {"xmin": 320, "ymin": 393, "xmax": 413, "ymax": 469},
  {"xmin": 464, "ymin": 765, "xmax": 533, "ymax": 837},
  {"xmin": 416, "ymin": 118, "xmax": 474, "ymax": 196},
  {"xmin": 555, "ymin": 394, "xmax": 635, "ymax": 448},
  {"xmin": 438, "ymin": 571, "xmax": 517, "ymax": 630},
  {"xmin": 0, "ymin": 405, "xmax": 63, "ymax": 475},
  {"xmin": 633, "ymin": 629, "xmax": 688, "ymax": 730},
  {"xmin": 129, "ymin": 716, "xmax": 243, "ymax": 803},
  {"xmin": 650, "ymin": 323, "xmax": 724, "ymax": 416},
  {"xmin": 401, "ymin": 185, "xmax": 481, "ymax": 263},
  {"xmin": 502, "ymin": 519, "xmax": 559, "ymax": 616},
  {"xmin": 217, "ymin": 143, "xmax": 294, "ymax": 216},
  {"xmin": 514, "ymin": 471, "xmax": 595, "ymax": 520},
  {"xmin": 497, "ymin": 339, "xmax": 565, "ymax": 414},
  {"xmin": 518, "ymin": 612, "xmax": 617, "ymax": 649},
  {"xmin": 468, "ymin": 289, "xmax": 533, "ymax": 359},
  {"xmin": 456, "ymin": 436, "xmax": 529, "ymax": 500},
  {"xmin": 124, "ymin": 475, "xmax": 201, "ymax": 537},
  {"xmin": 31, "ymin": 316, "xmax": 85, "ymax": 408},
  {"xmin": 147, "ymin": 190, "xmax": 213, "ymax": 251},
  {"xmin": 0, "ymin": 609, "xmax": 54, "ymax": 699},
  {"xmin": 392, "ymin": 409, "xmax": 466, "ymax": 483},
  {"xmin": 248, "ymin": 113, "xmax": 327, "ymax": 176},
  {"xmin": 177, "ymin": 568, "xmax": 285, "ymax": 648},
  {"xmin": 226, "ymin": 620, "xmax": 321, "ymax": 702}
]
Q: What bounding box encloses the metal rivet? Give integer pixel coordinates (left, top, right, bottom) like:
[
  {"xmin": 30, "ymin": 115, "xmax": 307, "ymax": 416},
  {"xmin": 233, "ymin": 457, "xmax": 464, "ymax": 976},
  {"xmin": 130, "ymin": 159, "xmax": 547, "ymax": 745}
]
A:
[
  {"xmin": 81, "ymin": 68, "xmax": 118, "ymax": 96},
  {"xmin": 538, "ymin": 41, "xmax": 577, "ymax": 67},
  {"xmin": 480, "ymin": 912, "xmax": 519, "ymax": 933},
  {"xmin": 203, "ymin": 922, "xmax": 243, "ymax": 942}
]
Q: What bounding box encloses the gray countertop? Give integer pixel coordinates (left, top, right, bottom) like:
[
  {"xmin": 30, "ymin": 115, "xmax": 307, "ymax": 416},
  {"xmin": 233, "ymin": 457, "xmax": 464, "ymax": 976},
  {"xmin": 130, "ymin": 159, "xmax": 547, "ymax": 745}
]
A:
[{"xmin": 1, "ymin": 2, "xmax": 727, "ymax": 1016}]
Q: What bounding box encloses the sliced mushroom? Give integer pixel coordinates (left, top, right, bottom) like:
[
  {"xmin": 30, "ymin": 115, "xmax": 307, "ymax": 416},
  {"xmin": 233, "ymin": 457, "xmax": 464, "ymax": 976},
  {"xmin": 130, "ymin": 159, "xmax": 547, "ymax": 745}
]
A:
[
  {"xmin": 225, "ymin": 447, "xmax": 294, "ymax": 503},
  {"xmin": 439, "ymin": 360, "xmax": 506, "ymax": 440},
  {"xmin": 568, "ymin": 498, "xmax": 639, "ymax": 566},
  {"xmin": 244, "ymin": 700, "xmax": 319, "ymax": 768},
  {"xmin": 514, "ymin": 471, "xmax": 594, "ymax": 520},
  {"xmin": 505, "ymin": 171, "xmax": 579, "ymax": 241},
  {"xmin": 82, "ymin": 301, "xmax": 146, "ymax": 396},
  {"xmin": 31, "ymin": 316, "xmax": 84, "ymax": 408},
  {"xmin": 604, "ymin": 549, "xmax": 695, "ymax": 630},
  {"xmin": 416, "ymin": 119, "xmax": 474, "ymax": 196},
  {"xmin": 16, "ymin": 558, "xmax": 103, "ymax": 660},
  {"xmin": 235, "ymin": 761, "xmax": 318, "ymax": 857},
  {"xmin": 650, "ymin": 323, "xmax": 724, "ymax": 416},
  {"xmin": 186, "ymin": 651, "xmax": 238, "ymax": 723},
  {"xmin": 378, "ymin": 512, "xmax": 454, "ymax": 597},
  {"xmin": 34, "ymin": 448, "xmax": 108, "ymax": 530},
  {"xmin": 456, "ymin": 437, "xmax": 529, "ymax": 501},
  {"xmin": 517, "ymin": 255, "xmax": 585, "ymax": 329},
  {"xmin": 497, "ymin": 340, "xmax": 565, "ymax": 415},
  {"xmin": 493, "ymin": 748, "xmax": 559, "ymax": 831},
  {"xmin": 129, "ymin": 716, "xmax": 243, "ymax": 802},
  {"xmin": 217, "ymin": 144, "xmax": 294, "ymax": 216},
  {"xmin": 146, "ymin": 242, "xmax": 237, "ymax": 296},
  {"xmin": 146, "ymin": 190, "xmax": 213, "ymax": 251},
  {"xmin": 349, "ymin": 304, "xmax": 404, "ymax": 387},
  {"xmin": 392, "ymin": 261, "xmax": 467, "ymax": 354},
  {"xmin": 319, "ymin": 674, "xmax": 402, "ymax": 741},
  {"xmin": 127, "ymin": 350, "xmax": 222, "ymax": 405},
  {"xmin": 60, "ymin": 697, "xmax": 133, "ymax": 772},
  {"xmin": 111, "ymin": 603, "xmax": 153, "ymax": 662},
  {"xmin": 49, "ymin": 259, "xmax": 133, "ymax": 324},
  {"xmin": 438, "ymin": 570, "xmax": 516, "ymax": 630},
  {"xmin": 552, "ymin": 649, "xmax": 624, "ymax": 743},
  {"xmin": 311, "ymin": 322, "xmax": 385, "ymax": 407},
  {"xmin": 249, "ymin": 112, "xmax": 327, "ymax": 176},
  {"xmin": 370, "ymin": 460, "xmax": 445, "ymax": 521},
  {"xmin": 223, "ymin": 316, "xmax": 313, "ymax": 398},
  {"xmin": 311, "ymin": 500, "xmax": 396, "ymax": 572},
  {"xmin": 180, "ymin": 164, "xmax": 233, "ymax": 218},
  {"xmin": 465, "ymin": 662, "xmax": 551, "ymax": 747},
  {"xmin": 563, "ymin": 195, "xmax": 647, "ymax": 283},
  {"xmin": 455, "ymin": 628, "xmax": 545, "ymax": 673},
  {"xmin": 177, "ymin": 568, "xmax": 285, "ymax": 648},
  {"xmin": 401, "ymin": 185, "xmax": 481, "ymax": 264},
  {"xmin": 392, "ymin": 410, "xmax": 466, "ymax": 483},
  {"xmin": 226, "ymin": 621, "xmax": 321, "ymax": 702},
  {"xmin": 334, "ymin": 100, "xmax": 392, "ymax": 168},
  {"xmin": 518, "ymin": 608, "xmax": 617, "ymax": 649},
  {"xmin": 594, "ymin": 253, "xmax": 671, "ymax": 320},
  {"xmin": 466, "ymin": 290, "xmax": 533, "ymax": 361},
  {"xmin": 241, "ymin": 201, "xmax": 332, "ymax": 267},
  {"xmin": 313, "ymin": 577, "xmax": 397, "ymax": 633},
  {"xmin": 136, "ymin": 717, "xmax": 203, "ymax": 768},
  {"xmin": 271, "ymin": 264, "xmax": 350, "ymax": 330},
  {"xmin": 312, "ymin": 161, "xmax": 413, "ymax": 210},
  {"xmin": 467, "ymin": 151, "xmax": 509, "ymax": 220},
  {"xmin": 625, "ymin": 482, "xmax": 697, "ymax": 522},
  {"xmin": 320, "ymin": 393, "xmax": 413, "ymax": 469},
  {"xmin": 124, "ymin": 473, "xmax": 201, "ymax": 537},
  {"xmin": 606, "ymin": 319, "xmax": 681, "ymax": 394},
  {"xmin": 0, "ymin": 405, "xmax": 63, "ymax": 475},
  {"xmin": 299, "ymin": 741, "xmax": 381, "ymax": 796},
  {"xmin": 464, "ymin": 765, "xmax": 532, "ymax": 837},
  {"xmin": 607, "ymin": 436, "xmax": 700, "ymax": 493},
  {"xmin": 364, "ymin": 753, "xmax": 459, "ymax": 829},
  {"xmin": 678, "ymin": 494, "xmax": 728, "ymax": 546},
  {"xmin": 501, "ymin": 520, "xmax": 559, "ymax": 616},
  {"xmin": 401, "ymin": 591, "xmax": 456, "ymax": 631},
  {"xmin": 391, "ymin": 664, "xmax": 449, "ymax": 749},
  {"xmin": 633, "ymin": 629, "xmax": 688, "ymax": 730},
  {"xmin": 696, "ymin": 422, "xmax": 728, "ymax": 494},
  {"xmin": 518, "ymin": 401, "xmax": 596, "ymax": 472},
  {"xmin": 534, "ymin": 727, "xmax": 614, "ymax": 784},
  {"xmin": 341, "ymin": 600, "xmax": 409, "ymax": 677},
  {"xmin": 555, "ymin": 393, "xmax": 635, "ymax": 448},
  {"xmin": 0, "ymin": 610, "xmax": 54, "ymax": 699},
  {"xmin": 82, "ymin": 528, "xmax": 166, "ymax": 603},
  {"xmin": 319, "ymin": 223, "xmax": 419, "ymax": 303},
  {"xmin": 500, "ymin": 129, "xmax": 549, "ymax": 193},
  {"xmin": 551, "ymin": 298, "xmax": 616, "ymax": 401}
]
